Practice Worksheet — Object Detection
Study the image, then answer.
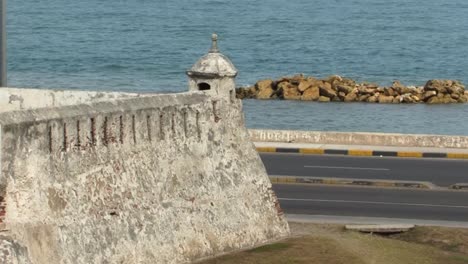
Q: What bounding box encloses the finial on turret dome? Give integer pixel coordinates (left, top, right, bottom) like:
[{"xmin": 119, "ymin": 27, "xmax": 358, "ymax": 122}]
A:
[{"xmin": 209, "ymin": 33, "xmax": 219, "ymax": 53}]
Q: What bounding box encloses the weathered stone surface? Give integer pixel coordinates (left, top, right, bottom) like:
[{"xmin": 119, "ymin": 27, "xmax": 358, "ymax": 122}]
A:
[
  {"xmin": 301, "ymin": 86, "xmax": 320, "ymax": 101},
  {"xmin": 325, "ymin": 75, "xmax": 343, "ymax": 84},
  {"xmin": 344, "ymin": 92, "xmax": 358, "ymax": 102},
  {"xmin": 358, "ymin": 86, "xmax": 375, "ymax": 95},
  {"xmin": 378, "ymin": 95, "xmax": 394, "ymax": 104},
  {"xmin": 0, "ymin": 92, "xmax": 289, "ymax": 264},
  {"xmin": 257, "ymin": 87, "xmax": 275, "ymax": 99},
  {"xmin": 286, "ymin": 74, "xmax": 304, "ymax": 85},
  {"xmin": 279, "ymin": 82, "xmax": 301, "ymax": 100},
  {"xmin": 422, "ymin": 90, "xmax": 437, "ymax": 101},
  {"xmin": 257, "ymin": 79, "xmax": 273, "ymax": 90},
  {"xmin": 337, "ymin": 85, "xmax": 353, "ymax": 94},
  {"xmin": 358, "ymin": 94, "xmax": 370, "ymax": 102},
  {"xmin": 318, "ymin": 96, "xmax": 331, "ymax": 102},
  {"xmin": 338, "ymin": 91, "xmax": 346, "ymax": 100},
  {"xmin": 447, "ymin": 85, "xmax": 465, "ymax": 95},
  {"xmin": 319, "ymin": 82, "xmax": 336, "ymax": 98},
  {"xmin": 367, "ymin": 95, "xmax": 378, "ymax": 103},
  {"xmin": 424, "ymin": 80, "xmax": 448, "ymax": 94},
  {"xmin": 384, "ymin": 87, "xmax": 396, "ymax": 96},
  {"xmin": 255, "ymin": 80, "xmax": 274, "ymax": 99},
  {"xmin": 0, "ymin": 235, "xmax": 33, "ymax": 264},
  {"xmin": 459, "ymin": 94, "xmax": 468, "ymax": 103},
  {"xmin": 298, "ymin": 78, "xmax": 317, "ymax": 92},
  {"xmin": 427, "ymin": 96, "xmax": 443, "ymax": 104}
]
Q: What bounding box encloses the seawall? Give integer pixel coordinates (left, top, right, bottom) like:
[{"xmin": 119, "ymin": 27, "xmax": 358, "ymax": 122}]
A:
[
  {"xmin": 249, "ymin": 129, "xmax": 468, "ymax": 149},
  {"xmin": 0, "ymin": 89, "xmax": 289, "ymax": 263}
]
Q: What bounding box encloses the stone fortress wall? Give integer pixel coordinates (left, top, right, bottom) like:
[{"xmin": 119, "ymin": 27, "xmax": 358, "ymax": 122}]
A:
[{"xmin": 0, "ymin": 35, "xmax": 289, "ymax": 263}]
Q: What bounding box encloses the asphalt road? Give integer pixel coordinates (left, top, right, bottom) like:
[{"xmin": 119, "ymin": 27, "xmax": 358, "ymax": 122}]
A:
[
  {"xmin": 261, "ymin": 153, "xmax": 468, "ymax": 187},
  {"xmin": 274, "ymin": 184, "xmax": 468, "ymax": 222}
]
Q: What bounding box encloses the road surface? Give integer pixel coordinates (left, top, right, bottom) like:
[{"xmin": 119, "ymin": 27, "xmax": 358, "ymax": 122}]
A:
[
  {"xmin": 274, "ymin": 184, "xmax": 468, "ymax": 222},
  {"xmin": 261, "ymin": 153, "xmax": 468, "ymax": 187}
]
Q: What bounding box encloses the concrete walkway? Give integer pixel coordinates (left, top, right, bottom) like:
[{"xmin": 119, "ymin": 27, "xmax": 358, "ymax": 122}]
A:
[
  {"xmin": 287, "ymin": 214, "xmax": 468, "ymax": 228},
  {"xmin": 254, "ymin": 141, "xmax": 468, "ymax": 159}
]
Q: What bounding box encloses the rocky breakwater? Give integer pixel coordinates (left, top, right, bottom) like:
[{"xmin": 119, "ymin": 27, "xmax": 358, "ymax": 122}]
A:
[{"xmin": 236, "ymin": 75, "xmax": 468, "ymax": 104}]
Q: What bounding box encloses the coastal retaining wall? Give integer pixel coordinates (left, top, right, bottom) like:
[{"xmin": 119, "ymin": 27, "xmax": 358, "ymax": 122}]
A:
[
  {"xmin": 0, "ymin": 92, "xmax": 289, "ymax": 264},
  {"xmin": 249, "ymin": 129, "xmax": 468, "ymax": 149}
]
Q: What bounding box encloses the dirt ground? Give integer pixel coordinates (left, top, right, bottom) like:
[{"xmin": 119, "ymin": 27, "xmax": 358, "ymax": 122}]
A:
[{"xmin": 200, "ymin": 222, "xmax": 468, "ymax": 264}]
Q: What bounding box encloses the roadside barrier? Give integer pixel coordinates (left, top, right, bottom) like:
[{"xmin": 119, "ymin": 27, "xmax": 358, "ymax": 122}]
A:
[{"xmin": 257, "ymin": 147, "xmax": 468, "ymax": 160}]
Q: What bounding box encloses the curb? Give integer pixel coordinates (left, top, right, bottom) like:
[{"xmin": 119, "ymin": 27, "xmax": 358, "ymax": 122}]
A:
[
  {"xmin": 257, "ymin": 147, "xmax": 468, "ymax": 160},
  {"xmin": 270, "ymin": 175, "xmax": 434, "ymax": 189},
  {"xmin": 450, "ymin": 183, "xmax": 468, "ymax": 190}
]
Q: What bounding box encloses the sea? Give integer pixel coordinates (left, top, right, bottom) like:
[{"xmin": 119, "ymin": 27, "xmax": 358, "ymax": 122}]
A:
[{"xmin": 6, "ymin": 0, "xmax": 468, "ymax": 135}]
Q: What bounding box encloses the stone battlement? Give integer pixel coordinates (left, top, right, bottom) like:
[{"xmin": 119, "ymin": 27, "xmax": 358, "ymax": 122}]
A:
[{"xmin": 0, "ymin": 35, "xmax": 289, "ymax": 264}]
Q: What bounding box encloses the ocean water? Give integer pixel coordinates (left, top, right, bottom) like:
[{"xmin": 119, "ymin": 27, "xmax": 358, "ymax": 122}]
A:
[{"xmin": 6, "ymin": 0, "xmax": 468, "ymax": 135}]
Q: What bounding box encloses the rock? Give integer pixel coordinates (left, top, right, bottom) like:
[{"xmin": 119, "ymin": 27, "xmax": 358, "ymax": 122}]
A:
[
  {"xmin": 367, "ymin": 95, "xmax": 378, "ymax": 103},
  {"xmin": 257, "ymin": 87, "xmax": 274, "ymax": 99},
  {"xmin": 378, "ymin": 95, "xmax": 394, "ymax": 104},
  {"xmin": 255, "ymin": 80, "xmax": 275, "ymax": 99},
  {"xmin": 325, "ymin": 75, "xmax": 343, "ymax": 84},
  {"xmin": 297, "ymin": 77, "xmax": 321, "ymax": 92},
  {"xmin": 384, "ymin": 87, "xmax": 396, "ymax": 96},
  {"xmin": 301, "ymin": 86, "xmax": 320, "ymax": 101},
  {"xmin": 401, "ymin": 93, "xmax": 415, "ymax": 103},
  {"xmin": 358, "ymin": 86, "xmax": 376, "ymax": 95},
  {"xmin": 256, "ymin": 79, "xmax": 273, "ymax": 91},
  {"xmin": 338, "ymin": 91, "xmax": 346, "ymax": 100},
  {"xmin": 337, "ymin": 85, "xmax": 354, "ymax": 94},
  {"xmin": 443, "ymin": 94, "xmax": 457, "ymax": 103},
  {"xmin": 319, "ymin": 82, "xmax": 337, "ymax": 98},
  {"xmin": 424, "ymin": 80, "xmax": 448, "ymax": 94},
  {"xmin": 392, "ymin": 80, "xmax": 404, "ymax": 88},
  {"xmin": 236, "ymin": 86, "xmax": 257, "ymax": 99},
  {"xmin": 298, "ymin": 79, "xmax": 315, "ymax": 92},
  {"xmin": 318, "ymin": 96, "xmax": 331, "ymax": 102},
  {"xmin": 363, "ymin": 82, "xmax": 379, "ymax": 89},
  {"xmin": 427, "ymin": 96, "xmax": 443, "ymax": 104},
  {"xmin": 411, "ymin": 95, "xmax": 421, "ymax": 102},
  {"xmin": 451, "ymin": 93, "xmax": 460, "ymax": 100},
  {"xmin": 344, "ymin": 92, "xmax": 358, "ymax": 102},
  {"xmin": 393, "ymin": 96, "xmax": 401, "ymax": 103},
  {"xmin": 289, "ymin": 74, "xmax": 305, "ymax": 85},
  {"xmin": 277, "ymin": 82, "xmax": 301, "ymax": 100},
  {"xmin": 422, "ymin": 90, "xmax": 437, "ymax": 101},
  {"xmin": 458, "ymin": 95, "xmax": 468, "ymax": 103},
  {"xmin": 447, "ymin": 85, "xmax": 464, "ymax": 95},
  {"xmin": 376, "ymin": 87, "xmax": 385, "ymax": 93},
  {"xmin": 358, "ymin": 94, "xmax": 371, "ymax": 102}
]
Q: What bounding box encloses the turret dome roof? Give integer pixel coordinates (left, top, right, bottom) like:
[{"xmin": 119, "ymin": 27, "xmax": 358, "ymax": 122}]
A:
[{"xmin": 187, "ymin": 34, "xmax": 238, "ymax": 78}]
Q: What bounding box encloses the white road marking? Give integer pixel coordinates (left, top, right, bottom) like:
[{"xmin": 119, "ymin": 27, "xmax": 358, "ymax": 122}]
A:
[
  {"xmin": 304, "ymin": 165, "xmax": 390, "ymax": 171},
  {"xmin": 278, "ymin": 198, "xmax": 468, "ymax": 209}
]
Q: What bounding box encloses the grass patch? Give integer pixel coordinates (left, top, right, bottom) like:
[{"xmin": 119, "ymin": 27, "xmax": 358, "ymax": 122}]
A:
[
  {"xmin": 390, "ymin": 226, "xmax": 468, "ymax": 255},
  {"xmin": 200, "ymin": 223, "xmax": 468, "ymax": 264}
]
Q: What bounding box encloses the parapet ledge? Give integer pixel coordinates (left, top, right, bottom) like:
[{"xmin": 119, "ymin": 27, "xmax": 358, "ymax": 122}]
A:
[{"xmin": 0, "ymin": 91, "xmax": 209, "ymax": 126}]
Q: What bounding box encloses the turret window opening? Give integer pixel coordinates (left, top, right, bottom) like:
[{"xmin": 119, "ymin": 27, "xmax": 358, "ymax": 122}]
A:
[{"xmin": 198, "ymin": 83, "xmax": 211, "ymax": 91}]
